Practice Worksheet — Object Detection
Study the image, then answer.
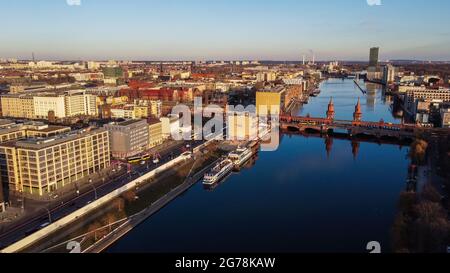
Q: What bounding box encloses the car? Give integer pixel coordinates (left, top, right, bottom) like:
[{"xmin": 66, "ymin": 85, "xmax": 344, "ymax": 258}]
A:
[
  {"xmin": 153, "ymin": 158, "xmax": 160, "ymax": 164},
  {"xmin": 40, "ymin": 222, "xmax": 50, "ymax": 228},
  {"xmin": 140, "ymin": 160, "xmax": 146, "ymax": 165}
]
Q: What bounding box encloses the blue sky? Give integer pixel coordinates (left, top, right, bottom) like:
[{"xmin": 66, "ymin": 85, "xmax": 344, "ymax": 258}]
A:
[{"xmin": 1, "ymin": 0, "xmax": 449, "ymax": 61}]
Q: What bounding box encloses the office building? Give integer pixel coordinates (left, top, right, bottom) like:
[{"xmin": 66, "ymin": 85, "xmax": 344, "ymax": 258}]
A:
[
  {"xmin": 148, "ymin": 119, "xmax": 163, "ymax": 148},
  {"xmin": 369, "ymin": 47, "xmax": 379, "ymax": 67},
  {"xmin": 227, "ymin": 109, "xmax": 258, "ymax": 141},
  {"xmin": 1, "ymin": 91, "xmax": 98, "ymax": 120},
  {"xmin": 160, "ymin": 115, "xmax": 180, "ymax": 139},
  {"xmin": 256, "ymin": 86, "xmax": 286, "ymax": 115},
  {"xmin": 104, "ymin": 120, "xmax": 149, "ymax": 159},
  {"xmin": 0, "ymin": 129, "xmax": 110, "ymax": 197},
  {"xmin": 102, "ymin": 67, "xmax": 124, "ymax": 79},
  {"xmin": 1, "ymin": 95, "xmax": 35, "ymax": 119},
  {"xmin": 383, "ymin": 64, "xmax": 396, "ymax": 84},
  {"xmin": 405, "ymin": 88, "xmax": 450, "ymax": 114},
  {"xmin": 64, "ymin": 91, "xmax": 98, "ymax": 117},
  {"xmin": 33, "ymin": 96, "xmax": 66, "ymax": 119},
  {"xmin": 0, "ymin": 122, "xmax": 70, "ymax": 144}
]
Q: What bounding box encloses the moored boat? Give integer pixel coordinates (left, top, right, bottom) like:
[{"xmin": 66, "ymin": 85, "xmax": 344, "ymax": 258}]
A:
[{"xmin": 203, "ymin": 159, "xmax": 234, "ymax": 186}]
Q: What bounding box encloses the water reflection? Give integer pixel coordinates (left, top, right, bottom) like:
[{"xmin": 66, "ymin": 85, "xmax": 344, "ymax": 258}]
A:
[
  {"xmin": 107, "ymin": 79, "xmax": 446, "ymax": 253},
  {"xmin": 297, "ymin": 79, "xmax": 401, "ymax": 123},
  {"xmin": 366, "ymin": 82, "xmax": 378, "ymax": 111}
]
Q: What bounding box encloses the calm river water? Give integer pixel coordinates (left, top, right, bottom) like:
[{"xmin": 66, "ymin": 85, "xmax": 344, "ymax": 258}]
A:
[{"xmin": 108, "ymin": 79, "xmax": 411, "ymax": 253}]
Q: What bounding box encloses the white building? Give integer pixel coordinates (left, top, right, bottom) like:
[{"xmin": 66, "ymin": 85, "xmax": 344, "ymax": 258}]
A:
[
  {"xmin": 87, "ymin": 61, "xmax": 101, "ymax": 70},
  {"xmin": 33, "ymin": 91, "xmax": 98, "ymax": 119},
  {"xmin": 33, "ymin": 96, "xmax": 66, "ymax": 119},
  {"xmin": 256, "ymin": 71, "xmax": 277, "ymax": 82},
  {"xmin": 150, "ymin": 100, "xmax": 162, "ymax": 118},
  {"xmin": 160, "ymin": 115, "xmax": 180, "ymax": 139},
  {"xmin": 383, "ymin": 64, "xmax": 396, "ymax": 84},
  {"xmin": 111, "ymin": 107, "xmax": 135, "ymax": 119}
]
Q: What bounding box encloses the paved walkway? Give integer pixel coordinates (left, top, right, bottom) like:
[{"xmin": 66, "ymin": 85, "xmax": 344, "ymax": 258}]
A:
[{"xmin": 84, "ymin": 157, "xmax": 219, "ymax": 253}]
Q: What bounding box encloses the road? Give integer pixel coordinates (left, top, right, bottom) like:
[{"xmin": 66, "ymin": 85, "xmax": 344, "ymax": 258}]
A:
[
  {"xmin": 84, "ymin": 157, "xmax": 220, "ymax": 253},
  {"xmin": 0, "ymin": 140, "xmax": 206, "ymax": 249}
]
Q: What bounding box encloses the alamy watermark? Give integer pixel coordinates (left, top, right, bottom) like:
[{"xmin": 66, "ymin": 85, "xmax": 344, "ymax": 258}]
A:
[
  {"xmin": 170, "ymin": 98, "xmax": 281, "ymax": 152},
  {"xmin": 366, "ymin": 0, "xmax": 382, "ymax": 6},
  {"xmin": 66, "ymin": 0, "xmax": 81, "ymax": 6}
]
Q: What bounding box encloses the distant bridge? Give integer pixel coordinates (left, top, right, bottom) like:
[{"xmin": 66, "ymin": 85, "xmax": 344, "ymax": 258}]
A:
[
  {"xmin": 280, "ymin": 115, "xmax": 421, "ymax": 140},
  {"xmin": 279, "ymin": 98, "xmax": 449, "ymax": 140}
]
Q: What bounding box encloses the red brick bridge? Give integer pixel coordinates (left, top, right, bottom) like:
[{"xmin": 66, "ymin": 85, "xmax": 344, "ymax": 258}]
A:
[{"xmin": 280, "ymin": 99, "xmax": 420, "ymax": 139}]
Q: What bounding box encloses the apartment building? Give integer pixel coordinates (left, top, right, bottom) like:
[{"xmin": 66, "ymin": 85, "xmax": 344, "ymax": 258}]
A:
[
  {"xmin": 150, "ymin": 100, "xmax": 162, "ymax": 118},
  {"xmin": 134, "ymin": 106, "xmax": 149, "ymax": 119},
  {"xmin": 0, "ymin": 129, "xmax": 110, "ymax": 197}
]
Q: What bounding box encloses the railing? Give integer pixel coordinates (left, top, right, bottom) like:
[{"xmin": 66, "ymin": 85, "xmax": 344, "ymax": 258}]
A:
[
  {"xmin": 0, "ymin": 153, "xmax": 192, "ymax": 253},
  {"xmin": 281, "ymin": 115, "xmax": 413, "ymax": 131}
]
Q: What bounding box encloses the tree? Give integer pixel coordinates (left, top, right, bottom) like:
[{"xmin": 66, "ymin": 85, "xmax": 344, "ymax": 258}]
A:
[
  {"xmin": 421, "ymin": 183, "xmax": 442, "ymax": 204},
  {"xmin": 412, "ymin": 201, "xmax": 450, "ymax": 253},
  {"xmin": 409, "ymin": 139, "xmax": 428, "ymax": 164},
  {"xmin": 121, "ymin": 191, "xmax": 137, "ymax": 203}
]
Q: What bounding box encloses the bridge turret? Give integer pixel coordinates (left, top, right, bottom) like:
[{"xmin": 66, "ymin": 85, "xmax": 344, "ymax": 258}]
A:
[
  {"xmin": 353, "ymin": 98, "xmax": 362, "ymax": 122},
  {"xmin": 326, "ymin": 98, "xmax": 335, "ymax": 120}
]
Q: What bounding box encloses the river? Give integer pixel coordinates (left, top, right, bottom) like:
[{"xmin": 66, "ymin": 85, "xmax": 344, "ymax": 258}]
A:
[{"xmin": 108, "ymin": 79, "xmax": 412, "ymax": 253}]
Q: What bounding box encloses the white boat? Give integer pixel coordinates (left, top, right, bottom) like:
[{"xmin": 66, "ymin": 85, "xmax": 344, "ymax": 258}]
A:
[
  {"xmin": 203, "ymin": 159, "xmax": 234, "ymax": 185},
  {"xmin": 228, "ymin": 147, "xmax": 253, "ymax": 169}
]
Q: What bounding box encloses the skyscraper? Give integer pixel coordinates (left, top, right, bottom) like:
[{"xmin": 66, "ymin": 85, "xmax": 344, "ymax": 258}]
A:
[{"xmin": 369, "ymin": 47, "xmax": 379, "ymax": 67}]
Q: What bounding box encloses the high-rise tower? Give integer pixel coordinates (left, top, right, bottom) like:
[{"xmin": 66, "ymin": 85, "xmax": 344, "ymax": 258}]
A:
[{"xmin": 369, "ymin": 47, "xmax": 379, "ymax": 67}]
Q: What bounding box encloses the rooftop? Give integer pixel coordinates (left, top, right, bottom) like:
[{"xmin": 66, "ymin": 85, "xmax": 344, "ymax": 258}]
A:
[
  {"xmin": 258, "ymin": 85, "xmax": 286, "ymax": 93},
  {"xmin": 0, "ymin": 128, "xmax": 105, "ymax": 150},
  {"xmin": 105, "ymin": 119, "xmax": 147, "ymax": 127}
]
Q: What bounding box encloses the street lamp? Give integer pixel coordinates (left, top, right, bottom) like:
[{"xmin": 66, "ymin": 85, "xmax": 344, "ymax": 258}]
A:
[
  {"xmin": 18, "ymin": 190, "xmax": 25, "ymax": 211},
  {"xmin": 44, "ymin": 207, "xmax": 52, "ymax": 223},
  {"xmin": 89, "ymin": 179, "xmax": 98, "ymax": 200}
]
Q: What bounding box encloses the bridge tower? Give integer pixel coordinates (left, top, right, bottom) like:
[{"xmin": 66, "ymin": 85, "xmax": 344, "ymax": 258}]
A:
[
  {"xmin": 353, "ymin": 98, "xmax": 362, "ymax": 122},
  {"xmin": 326, "ymin": 98, "xmax": 335, "ymax": 120}
]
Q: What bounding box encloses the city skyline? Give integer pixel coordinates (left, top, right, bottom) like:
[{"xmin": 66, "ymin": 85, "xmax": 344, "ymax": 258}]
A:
[{"xmin": 1, "ymin": 0, "xmax": 450, "ymax": 61}]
